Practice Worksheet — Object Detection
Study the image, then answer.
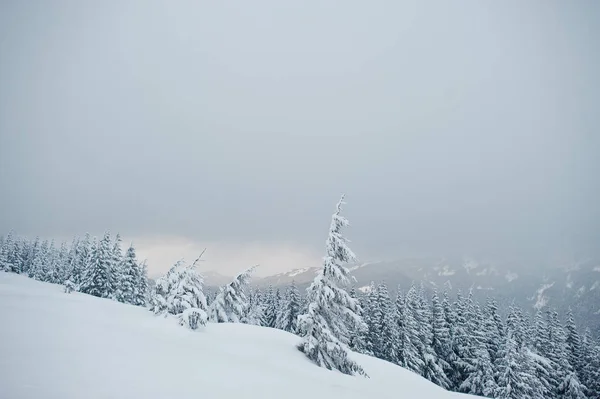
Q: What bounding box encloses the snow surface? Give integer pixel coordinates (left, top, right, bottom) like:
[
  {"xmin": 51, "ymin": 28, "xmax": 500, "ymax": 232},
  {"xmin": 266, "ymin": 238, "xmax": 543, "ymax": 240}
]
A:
[{"xmin": 0, "ymin": 273, "xmax": 475, "ymax": 399}]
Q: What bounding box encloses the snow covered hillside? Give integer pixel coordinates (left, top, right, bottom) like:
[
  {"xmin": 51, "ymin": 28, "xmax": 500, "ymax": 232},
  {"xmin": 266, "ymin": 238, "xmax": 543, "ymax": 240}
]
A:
[{"xmin": 0, "ymin": 273, "xmax": 474, "ymax": 399}]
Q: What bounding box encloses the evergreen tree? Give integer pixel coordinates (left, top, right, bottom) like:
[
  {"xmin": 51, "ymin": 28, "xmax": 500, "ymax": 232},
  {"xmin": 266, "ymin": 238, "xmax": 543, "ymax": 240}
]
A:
[
  {"xmin": 564, "ymin": 309, "xmax": 585, "ymax": 381},
  {"xmin": 116, "ymin": 245, "xmax": 138, "ymax": 304},
  {"xmin": 263, "ymin": 285, "xmax": 278, "ymax": 328},
  {"xmin": 134, "ymin": 259, "xmax": 149, "ymax": 306},
  {"xmin": 80, "ymin": 233, "xmax": 115, "ymax": 298},
  {"xmin": 0, "ymin": 231, "xmax": 14, "ymax": 272},
  {"xmin": 495, "ymin": 331, "xmax": 535, "ymax": 399},
  {"xmin": 348, "ymin": 286, "xmax": 369, "ymax": 353},
  {"xmin": 449, "ymin": 290, "xmax": 474, "ymax": 388},
  {"xmin": 370, "ymin": 282, "xmax": 399, "ymax": 363},
  {"xmin": 431, "ymin": 290, "xmax": 454, "ymax": 382},
  {"xmin": 460, "ymin": 344, "xmax": 498, "ymax": 397},
  {"xmin": 296, "ymin": 195, "xmax": 367, "ymax": 376},
  {"xmin": 396, "ymin": 287, "xmax": 422, "ymax": 372},
  {"xmin": 483, "ymin": 297, "xmax": 504, "ymax": 364},
  {"xmin": 244, "ymin": 287, "xmax": 265, "ymax": 326},
  {"xmin": 209, "ymin": 265, "xmax": 257, "ymax": 323},
  {"xmin": 278, "ymin": 281, "xmax": 301, "ymax": 333},
  {"xmin": 581, "ymin": 329, "xmax": 600, "ymax": 399}
]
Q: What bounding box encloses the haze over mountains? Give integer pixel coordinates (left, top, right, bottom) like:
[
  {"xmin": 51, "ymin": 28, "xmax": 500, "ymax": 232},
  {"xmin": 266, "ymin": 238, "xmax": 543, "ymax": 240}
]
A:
[{"xmin": 203, "ymin": 255, "xmax": 600, "ymax": 335}]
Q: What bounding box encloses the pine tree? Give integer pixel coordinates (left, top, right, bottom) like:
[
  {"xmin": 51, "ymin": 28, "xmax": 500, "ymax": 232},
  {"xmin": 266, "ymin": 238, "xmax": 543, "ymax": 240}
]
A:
[
  {"xmin": 80, "ymin": 233, "xmax": 115, "ymax": 298},
  {"xmin": 410, "ymin": 284, "xmax": 450, "ymax": 388},
  {"xmin": 0, "ymin": 231, "xmax": 14, "ymax": 272},
  {"xmin": 116, "ymin": 245, "xmax": 138, "ymax": 304},
  {"xmin": 134, "ymin": 259, "xmax": 149, "ymax": 306},
  {"xmin": 495, "ymin": 331, "xmax": 534, "ymax": 399},
  {"xmin": 209, "ymin": 265, "xmax": 257, "ymax": 323},
  {"xmin": 431, "ymin": 290, "xmax": 454, "ymax": 382},
  {"xmin": 296, "ymin": 195, "xmax": 367, "ymax": 376},
  {"xmin": 348, "ymin": 286, "xmax": 369, "ymax": 353},
  {"xmin": 244, "ymin": 287, "xmax": 266, "ymax": 326},
  {"xmin": 483, "ymin": 297, "xmax": 504, "ymax": 364},
  {"xmin": 263, "ymin": 285, "xmax": 278, "ymax": 328},
  {"xmin": 581, "ymin": 329, "xmax": 600, "ymax": 399},
  {"xmin": 370, "ymin": 282, "xmax": 399, "ymax": 363},
  {"xmin": 564, "ymin": 309, "xmax": 585, "ymax": 381},
  {"xmin": 278, "ymin": 281, "xmax": 301, "ymax": 333},
  {"xmin": 109, "ymin": 234, "xmax": 123, "ymax": 301},
  {"xmin": 460, "ymin": 344, "xmax": 498, "ymax": 397},
  {"xmin": 449, "ymin": 290, "xmax": 474, "ymax": 388},
  {"xmin": 396, "ymin": 287, "xmax": 422, "ymax": 372}
]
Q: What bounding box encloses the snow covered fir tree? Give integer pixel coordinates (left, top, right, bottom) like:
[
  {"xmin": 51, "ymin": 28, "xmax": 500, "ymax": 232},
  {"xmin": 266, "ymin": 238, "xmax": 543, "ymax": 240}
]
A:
[
  {"xmin": 296, "ymin": 195, "xmax": 369, "ymax": 376},
  {"xmin": 2, "ymin": 218, "xmax": 600, "ymax": 397},
  {"xmin": 0, "ymin": 230, "xmax": 148, "ymax": 307},
  {"xmin": 150, "ymin": 251, "xmax": 210, "ymax": 330}
]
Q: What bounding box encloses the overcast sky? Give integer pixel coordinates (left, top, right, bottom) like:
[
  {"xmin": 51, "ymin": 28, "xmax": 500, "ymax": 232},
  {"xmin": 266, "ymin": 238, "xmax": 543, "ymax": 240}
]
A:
[{"xmin": 1, "ymin": 1, "xmax": 598, "ymax": 277}]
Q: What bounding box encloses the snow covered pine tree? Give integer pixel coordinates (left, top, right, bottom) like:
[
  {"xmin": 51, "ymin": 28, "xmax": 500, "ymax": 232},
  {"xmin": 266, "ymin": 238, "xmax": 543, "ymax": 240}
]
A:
[
  {"xmin": 209, "ymin": 265, "xmax": 257, "ymax": 323},
  {"xmin": 297, "ymin": 194, "xmax": 368, "ymax": 377}
]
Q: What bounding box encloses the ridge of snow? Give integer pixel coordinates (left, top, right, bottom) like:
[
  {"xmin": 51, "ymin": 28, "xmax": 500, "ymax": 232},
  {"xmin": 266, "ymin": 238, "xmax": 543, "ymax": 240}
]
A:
[
  {"xmin": 287, "ymin": 267, "xmax": 310, "ymax": 277},
  {"xmin": 0, "ymin": 273, "xmax": 473, "ymax": 399},
  {"xmin": 533, "ymin": 282, "xmax": 554, "ymax": 310}
]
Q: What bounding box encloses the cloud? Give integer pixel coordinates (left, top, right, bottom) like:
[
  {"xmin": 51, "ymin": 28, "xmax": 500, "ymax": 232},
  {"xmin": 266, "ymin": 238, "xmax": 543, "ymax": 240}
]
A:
[{"xmin": 132, "ymin": 235, "xmax": 322, "ymax": 278}]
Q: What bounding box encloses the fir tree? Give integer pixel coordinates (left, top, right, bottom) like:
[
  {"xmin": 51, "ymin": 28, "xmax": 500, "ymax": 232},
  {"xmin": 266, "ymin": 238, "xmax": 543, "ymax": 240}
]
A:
[
  {"xmin": 244, "ymin": 287, "xmax": 266, "ymax": 326},
  {"xmin": 581, "ymin": 329, "xmax": 600, "ymax": 399},
  {"xmin": 134, "ymin": 259, "xmax": 149, "ymax": 306},
  {"xmin": 371, "ymin": 282, "xmax": 399, "ymax": 363},
  {"xmin": 116, "ymin": 245, "xmax": 138, "ymax": 304},
  {"xmin": 431, "ymin": 290, "xmax": 454, "ymax": 381},
  {"xmin": 396, "ymin": 287, "xmax": 422, "ymax": 372},
  {"xmin": 263, "ymin": 285, "xmax": 278, "ymax": 328},
  {"xmin": 460, "ymin": 345, "xmax": 498, "ymax": 397},
  {"xmin": 80, "ymin": 233, "xmax": 115, "ymax": 298},
  {"xmin": 296, "ymin": 195, "xmax": 367, "ymax": 376},
  {"xmin": 278, "ymin": 281, "xmax": 301, "ymax": 333},
  {"xmin": 209, "ymin": 265, "xmax": 257, "ymax": 323},
  {"xmin": 348, "ymin": 286, "xmax": 369, "ymax": 353},
  {"xmin": 495, "ymin": 331, "xmax": 535, "ymax": 399},
  {"xmin": 0, "ymin": 231, "xmax": 14, "ymax": 272}
]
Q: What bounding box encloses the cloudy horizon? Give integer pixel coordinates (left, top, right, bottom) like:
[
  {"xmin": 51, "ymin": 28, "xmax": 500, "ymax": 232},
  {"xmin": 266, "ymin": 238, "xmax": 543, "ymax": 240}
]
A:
[{"xmin": 1, "ymin": 1, "xmax": 599, "ymax": 277}]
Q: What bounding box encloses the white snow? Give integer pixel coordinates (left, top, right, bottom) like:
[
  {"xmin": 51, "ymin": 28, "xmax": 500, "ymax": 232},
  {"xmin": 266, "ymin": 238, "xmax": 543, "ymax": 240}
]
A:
[
  {"xmin": 593, "ymin": 266, "xmax": 600, "ymax": 272},
  {"xmin": 462, "ymin": 258, "xmax": 479, "ymax": 273},
  {"xmin": 287, "ymin": 267, "xmax": 310, "ymax": 277},
  {"xmin": 533, "ymin": 282, "xmax": 554, "ymax": 310},
  {"xmin": 566, "ymin": 274, "xmax": 573, "ymax": 289},
  {"xmin": 504, "ymin": 272, "xmax": 519, "ymax": 282},
  {"xmin": 590, "ymin": 281, "xmax": 599, "ymax": 291},
  {"xmin": 0, "ymin": 273, "xmax": 473, "ymax": 399},
  {"xmin": 438, "ymin": 265, "xmax": 456, "ymax": 276},
  {"xmin": 357, "ymin": 284, "xmax": 373, "ymax": 294}
]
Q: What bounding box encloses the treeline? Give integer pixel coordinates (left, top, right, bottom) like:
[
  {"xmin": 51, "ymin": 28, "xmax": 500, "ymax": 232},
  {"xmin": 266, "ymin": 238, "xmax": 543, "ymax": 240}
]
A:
[
  {"xmin": 0, "ymin": 230, "xmax": 148, "ymax": 306},
  {"xmin": 3, "ymin": 225, "xmax": 600, "ymax": 399},
  {"xmin": 226, "ymin": 277, "xmax": 600, "ymax": 398}
]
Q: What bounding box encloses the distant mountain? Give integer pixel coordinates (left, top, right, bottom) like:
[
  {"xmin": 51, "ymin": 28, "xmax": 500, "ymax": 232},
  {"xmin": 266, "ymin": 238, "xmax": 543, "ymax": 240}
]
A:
[{"xmin": 247, "ymin": 256, "xmax": 600, "ymax": 336}]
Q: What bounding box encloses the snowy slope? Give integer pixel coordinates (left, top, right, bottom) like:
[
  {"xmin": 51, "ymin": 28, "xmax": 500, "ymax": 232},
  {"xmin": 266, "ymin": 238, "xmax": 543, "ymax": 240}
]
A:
[{"xmin": 0, "ymin": 273, "xmax": 476, "ymax": 399}]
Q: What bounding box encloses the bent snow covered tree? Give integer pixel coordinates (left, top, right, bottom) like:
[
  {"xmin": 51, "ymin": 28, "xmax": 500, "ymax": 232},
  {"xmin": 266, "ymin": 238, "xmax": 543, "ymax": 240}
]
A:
[
  {"xmin": 209, "ymin": 264, "xmax": 257, "ymax": 323},
  {"xmin": 297, "ymin": 194, "xmax": 368, "ymax": 377}
]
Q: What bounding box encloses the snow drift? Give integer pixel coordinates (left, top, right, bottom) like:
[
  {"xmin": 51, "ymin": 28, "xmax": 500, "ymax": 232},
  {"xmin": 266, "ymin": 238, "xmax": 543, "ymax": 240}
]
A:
[{"xmin": 0, "ymin": 273, "xmax": 475, "ymax": 399}]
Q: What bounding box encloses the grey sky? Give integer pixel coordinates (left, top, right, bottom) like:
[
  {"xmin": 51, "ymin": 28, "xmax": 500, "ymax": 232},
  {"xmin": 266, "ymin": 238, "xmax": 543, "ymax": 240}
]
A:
[{"xmin": 1, "ymin": 1, "xmax": 599, "ymax": 276}]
